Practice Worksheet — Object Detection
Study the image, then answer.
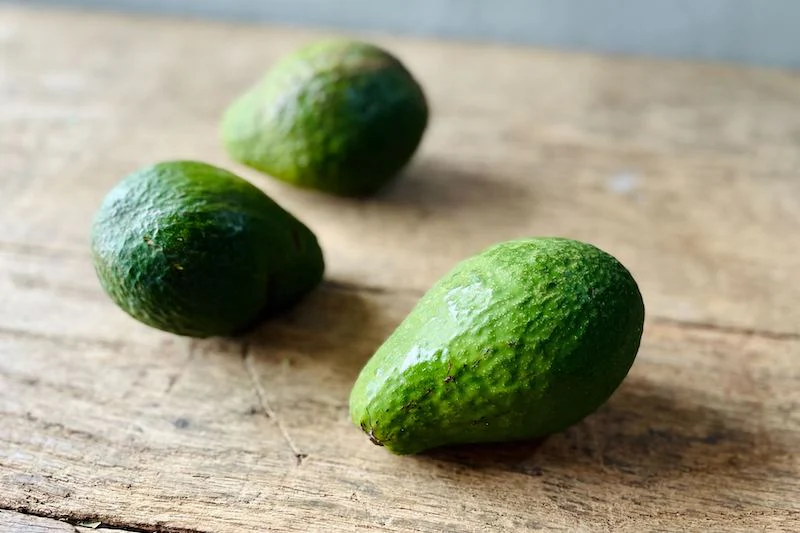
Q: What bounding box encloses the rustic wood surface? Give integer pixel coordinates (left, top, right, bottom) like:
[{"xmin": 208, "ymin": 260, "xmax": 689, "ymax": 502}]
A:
[{"xmin": 1, "ymin": 5, "xmax": 798, "ymax": 532}]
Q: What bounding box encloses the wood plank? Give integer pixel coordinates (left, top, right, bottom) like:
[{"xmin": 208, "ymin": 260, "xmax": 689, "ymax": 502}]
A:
[
  {"xmin": 1, "ymin": 6, "xmax": 799, "ymax": 335},
  {"xmin": 1, "ymin": 5, "xmax": 799, "ymax": 532},
  {"xmin": 0, "ymin": 509, "xmax": 141, "ymax": 533},
  {"xmin": 1, "ymin": 251, "xmax": 798, "ymax": 532}
]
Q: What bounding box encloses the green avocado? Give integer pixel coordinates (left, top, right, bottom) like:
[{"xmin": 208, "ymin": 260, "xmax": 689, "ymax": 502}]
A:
[
  {"xmin": 221, "ymin": 39, "xmax": 428, "ymax": 196},
  {"xmin": 349, "ymin": 238, "xmax": 645, "ymax": 454},
  {"xmin": 91, "ymin": 161, "xmax": 324, "ymax": 338}
]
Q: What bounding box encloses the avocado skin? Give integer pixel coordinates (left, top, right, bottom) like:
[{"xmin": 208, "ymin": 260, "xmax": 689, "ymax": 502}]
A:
[
  {"xmin": 221, "ymin": 39, "xmax": 428, "ymax": 197},
  {"xmin": 349, "ymin": 238, "xmax": 645, "ymax": 454},
  {"xmin": 91, "ymin": 161, "xmax": 324, "ymax": 338}
]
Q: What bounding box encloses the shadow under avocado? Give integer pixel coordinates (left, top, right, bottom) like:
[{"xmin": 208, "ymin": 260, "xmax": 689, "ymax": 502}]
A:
[
  {"xmin": 417, "ymin": 377, "xmax": 786, "ymax": 486},
  {"xmin": 374, "ymin": 157, "xmax": 534, "ymax": 214},
  {"xmin": 239, "ymin": 280, "xmax": 407, "ymax": 380}
]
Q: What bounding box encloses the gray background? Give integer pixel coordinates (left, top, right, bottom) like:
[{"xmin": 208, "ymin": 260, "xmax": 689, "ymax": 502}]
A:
[{"xmin": 16, "ymin": 0, "xmax": 800, "ymax": 68}]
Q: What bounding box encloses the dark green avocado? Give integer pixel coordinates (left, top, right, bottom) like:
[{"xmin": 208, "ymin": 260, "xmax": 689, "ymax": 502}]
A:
[
  {"xmin": 91, "ymin": 160, "xmax": 324, "ymax": 337},
  {"xmin": 349, "ymin": 238, "xmax": 645, "ymax": 454},
  {"xmin": 221, "ymin": 39, "xmax": 428, "ymax": 196}
]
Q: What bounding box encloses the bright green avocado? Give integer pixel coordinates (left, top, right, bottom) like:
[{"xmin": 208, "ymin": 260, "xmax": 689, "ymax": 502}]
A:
[
  {"xmin": 221, "ymin": 39, "xmax": 428, "ymax": 196},
  {"xmin": 349, "ymin": 238, "xmax": 645, "ymax": 454},
  {"xmin": 91, "ymin": 161, "xmax": 324, "ymax": 338}
]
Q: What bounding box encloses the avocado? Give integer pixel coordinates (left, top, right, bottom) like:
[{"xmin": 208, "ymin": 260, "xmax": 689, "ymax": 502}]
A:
[
  {"xmin": 91, "ymin": 161, "xmax": 324, "ymax": 338},
  {"xmin": 349, "ymin": 238, "xmax": 645, "ymax": 454},
  {"xmin": 221, "ymin": 39, "xmax": 428, "ymax": 196}
]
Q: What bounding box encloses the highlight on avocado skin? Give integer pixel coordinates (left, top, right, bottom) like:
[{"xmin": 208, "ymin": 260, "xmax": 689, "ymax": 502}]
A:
[
  {"xmin": 349, "ymin": 238, "xmax": 645, "ymax": 455},
  {"xmin": 91, "ymin": 160, "xmax": 324, "ymax": 338},
  {"xmin": 221, "ymin": 39, "xmax": 429, "ymax": 197}
]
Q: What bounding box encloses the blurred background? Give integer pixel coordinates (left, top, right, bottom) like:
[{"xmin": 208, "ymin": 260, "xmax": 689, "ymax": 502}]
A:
[{"xmin": 19, "ymin": 0, "xmax": 800, "ymax": 68}]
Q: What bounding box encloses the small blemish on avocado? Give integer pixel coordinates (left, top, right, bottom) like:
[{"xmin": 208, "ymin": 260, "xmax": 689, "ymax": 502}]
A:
[
  {"xmin": 367, "ymin": 428, "xmax": 384, "ymax": 447},
  {"xmin": 143, "ymin": 235, "xmax": 163, "ymax": 253}
]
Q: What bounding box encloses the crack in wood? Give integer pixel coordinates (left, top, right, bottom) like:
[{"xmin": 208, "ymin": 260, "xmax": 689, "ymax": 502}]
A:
[
  {"xmin": 240, "ymin": 342, "xmax": 307, "ymax": 466},
  {"xmin": 7, "ymin": 272, "xmax": 105, "ymax": 300},
  {"xmin": 1, "ymin": 506, "xmax": 210, "ymax": 533},
  {"xmin": 651, "ymin": 316, "xmax": 800, "ymax": 341},
  {"xmin": 20, "ymin": 411, "xmax": 100, "ymax": 442},
  {"xmin": 0, "ymin": 325, "xmax": 128, "ymax": 351}
]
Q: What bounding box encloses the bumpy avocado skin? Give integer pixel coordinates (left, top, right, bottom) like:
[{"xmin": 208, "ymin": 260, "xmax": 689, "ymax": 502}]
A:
[
  {"xmin": 91, "ymin": 161, "xmax": 324, "ymax": 338},
  {"xmin": 221, "ymin": 39, "xmax": 428, "ymax": 196},
  {"xmin": 349, "ymin": 238, "xmax": 645, "ymax": 454}
]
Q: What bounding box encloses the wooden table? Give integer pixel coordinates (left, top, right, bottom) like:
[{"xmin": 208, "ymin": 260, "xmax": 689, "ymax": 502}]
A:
[{"xmin": 1, "ymin": 6, "xmax": 798, "ymax": 532}]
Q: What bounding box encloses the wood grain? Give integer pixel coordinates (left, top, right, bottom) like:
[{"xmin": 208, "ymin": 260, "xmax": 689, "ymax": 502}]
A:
[
  {"xmin": 0, "ymin": 5, "xmax": 798, "ymax": 532},
  {"xmin": 2, "ymin": 251, "xmax": 798, "ymax": 532},
  {"xmin": 2, "ymin": 6, "xmax": 800, "ymax": 335}
]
